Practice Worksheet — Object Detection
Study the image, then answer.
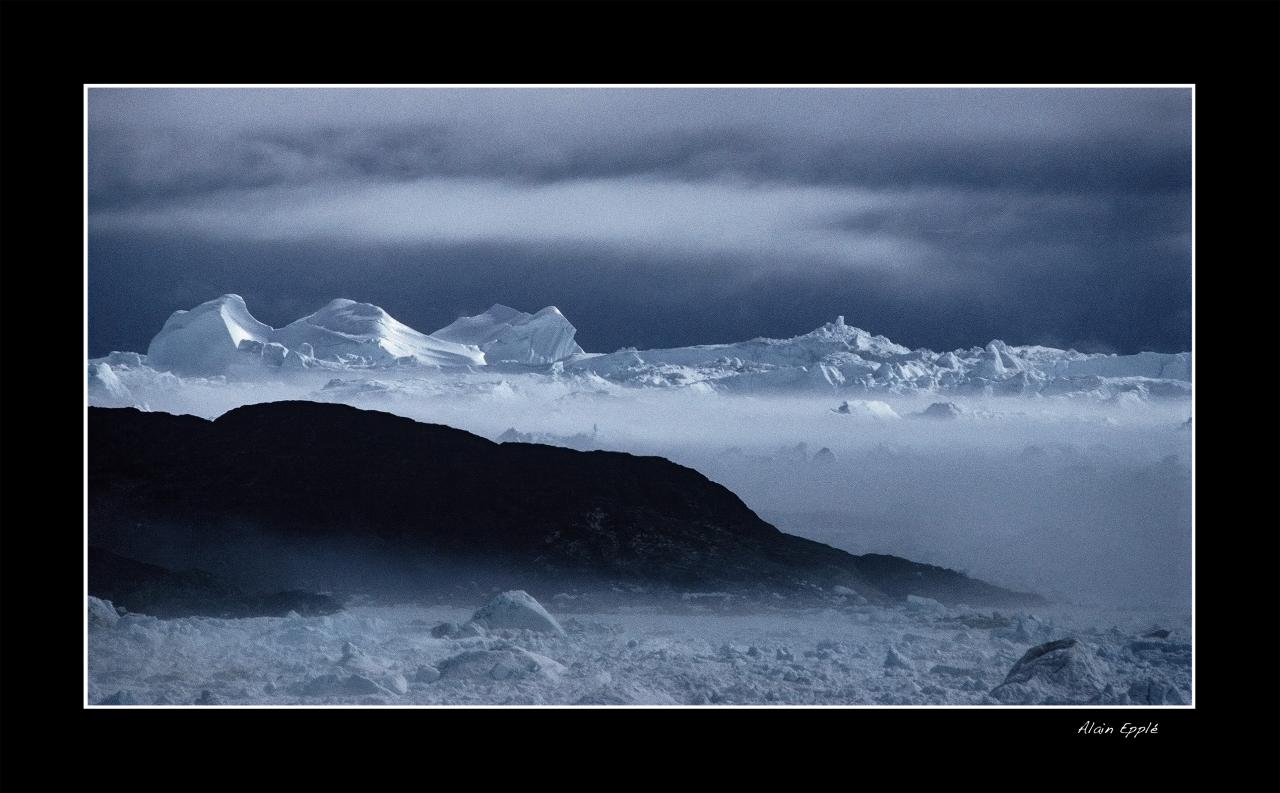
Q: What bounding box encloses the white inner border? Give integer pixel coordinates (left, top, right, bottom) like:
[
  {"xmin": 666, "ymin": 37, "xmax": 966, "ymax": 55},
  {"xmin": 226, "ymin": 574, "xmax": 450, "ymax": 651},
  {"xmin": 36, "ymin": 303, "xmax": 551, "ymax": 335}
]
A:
[{"xmin": 85, "ymin": 81, "xmax": 1192, "ymax": 711}]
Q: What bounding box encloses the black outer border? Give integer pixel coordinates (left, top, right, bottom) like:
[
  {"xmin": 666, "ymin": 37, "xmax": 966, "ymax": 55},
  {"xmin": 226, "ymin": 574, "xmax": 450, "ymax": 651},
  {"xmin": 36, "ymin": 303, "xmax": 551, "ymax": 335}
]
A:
[{"xmin": 2, "ymin": 2, "xmax": 1277, "ymax": 791}]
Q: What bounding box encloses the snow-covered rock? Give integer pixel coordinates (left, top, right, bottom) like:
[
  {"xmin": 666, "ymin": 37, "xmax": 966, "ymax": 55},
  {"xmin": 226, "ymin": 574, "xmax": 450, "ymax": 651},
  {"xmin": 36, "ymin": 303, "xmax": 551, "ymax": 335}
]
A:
[
  {"xmin": 467, "ymin": 590, "xmax": 566, "ymax": 636},
  {"xmin": 433, "ymin": 304, "xmax": 585, "ymax": 365},
  {"xmin": 989, "ymin": 638, "xmax": 1107, "ymax": 704}
]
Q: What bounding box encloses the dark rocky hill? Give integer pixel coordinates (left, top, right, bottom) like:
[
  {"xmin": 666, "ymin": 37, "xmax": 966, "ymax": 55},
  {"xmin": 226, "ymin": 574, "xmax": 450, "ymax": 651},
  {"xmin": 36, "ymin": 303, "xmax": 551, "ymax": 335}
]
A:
[
  {"xmin": 89, "ymin": 402, "xmax": 1042, "ymax": 607},
  {"xmin": 89, "ymin": 546, "xmax": 342, "ymax": 618}
]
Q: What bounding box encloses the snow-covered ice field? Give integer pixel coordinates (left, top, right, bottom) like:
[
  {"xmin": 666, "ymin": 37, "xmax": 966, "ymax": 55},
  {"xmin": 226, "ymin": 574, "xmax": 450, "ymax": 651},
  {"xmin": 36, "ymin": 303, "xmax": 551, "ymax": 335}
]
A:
[{"xmin": 88, "ymin": 598, "xmax": 1191, "ymax": 706}]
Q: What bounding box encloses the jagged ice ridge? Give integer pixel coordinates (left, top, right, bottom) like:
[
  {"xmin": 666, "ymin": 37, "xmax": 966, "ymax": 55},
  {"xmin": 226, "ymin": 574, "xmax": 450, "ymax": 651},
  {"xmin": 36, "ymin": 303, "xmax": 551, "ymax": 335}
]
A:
[{"xmin": 90, "ymin": 297, "xmax": 1190, "ymax": 405}]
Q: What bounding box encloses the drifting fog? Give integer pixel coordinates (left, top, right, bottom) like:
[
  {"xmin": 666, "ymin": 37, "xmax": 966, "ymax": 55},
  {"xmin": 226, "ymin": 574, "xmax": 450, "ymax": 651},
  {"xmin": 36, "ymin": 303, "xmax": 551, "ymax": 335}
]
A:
[{"xmin": 92, "ymin": 368, "xmax": 1192, "ymax": 612}]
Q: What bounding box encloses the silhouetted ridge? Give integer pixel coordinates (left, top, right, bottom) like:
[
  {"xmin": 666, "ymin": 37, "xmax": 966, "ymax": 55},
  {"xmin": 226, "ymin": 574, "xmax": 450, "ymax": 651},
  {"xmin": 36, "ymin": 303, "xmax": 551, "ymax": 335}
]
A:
[{"xmin": 89, "ymin": 402, "xmax": 1041, "ymax": 605}]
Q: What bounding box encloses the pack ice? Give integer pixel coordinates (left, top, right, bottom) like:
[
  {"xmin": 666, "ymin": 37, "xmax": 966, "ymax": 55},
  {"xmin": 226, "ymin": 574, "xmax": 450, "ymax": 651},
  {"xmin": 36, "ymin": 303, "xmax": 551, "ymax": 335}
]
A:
[{"xmin": 88, "ymin": 593, "xmax": 1192, "ymax": 706}]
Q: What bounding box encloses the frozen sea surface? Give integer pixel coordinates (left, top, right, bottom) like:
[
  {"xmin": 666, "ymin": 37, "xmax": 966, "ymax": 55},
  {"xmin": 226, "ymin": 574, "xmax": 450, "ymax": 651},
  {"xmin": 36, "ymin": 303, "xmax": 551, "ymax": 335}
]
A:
[{"xmin": 88, "ymin": 600, "xmax": 1191, "ymax": 706}]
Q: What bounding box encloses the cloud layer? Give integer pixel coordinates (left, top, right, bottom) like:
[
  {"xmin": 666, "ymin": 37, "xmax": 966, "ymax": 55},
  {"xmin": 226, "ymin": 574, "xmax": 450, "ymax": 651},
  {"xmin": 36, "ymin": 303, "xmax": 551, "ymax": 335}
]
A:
[{"xmin": 87, "ymin": 87, "xmax": 1192, "ymax": 356}]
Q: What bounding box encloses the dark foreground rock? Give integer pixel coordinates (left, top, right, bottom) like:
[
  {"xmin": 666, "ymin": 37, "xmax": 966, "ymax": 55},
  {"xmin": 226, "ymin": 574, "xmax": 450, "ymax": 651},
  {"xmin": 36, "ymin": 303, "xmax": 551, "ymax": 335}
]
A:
[{"xmin": 90, "ymin": 402, "xmax": 1043, "ymax": 607}]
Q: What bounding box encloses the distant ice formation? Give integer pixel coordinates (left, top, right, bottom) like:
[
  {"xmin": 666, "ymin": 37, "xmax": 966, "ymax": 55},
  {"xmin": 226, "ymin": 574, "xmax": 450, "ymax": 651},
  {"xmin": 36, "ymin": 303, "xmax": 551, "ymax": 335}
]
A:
[
  {"xmin": 90, "ymin": 296, "xmax": 1191, "ymax": 405},
  {"xmin": 433, "ymin": 303, "xmax": 584, "ymax": 365},
  {"xmin": 145, "ymin": 295, "xmax": 485, "ymax": 375}
]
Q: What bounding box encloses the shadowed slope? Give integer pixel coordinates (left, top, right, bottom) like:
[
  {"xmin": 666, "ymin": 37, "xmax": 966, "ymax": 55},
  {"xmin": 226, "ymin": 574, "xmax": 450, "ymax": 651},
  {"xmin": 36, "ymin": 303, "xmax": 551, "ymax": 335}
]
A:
[{"xmin": 89, "ymin": 401, "xmax": 1042, "ymax": 606}]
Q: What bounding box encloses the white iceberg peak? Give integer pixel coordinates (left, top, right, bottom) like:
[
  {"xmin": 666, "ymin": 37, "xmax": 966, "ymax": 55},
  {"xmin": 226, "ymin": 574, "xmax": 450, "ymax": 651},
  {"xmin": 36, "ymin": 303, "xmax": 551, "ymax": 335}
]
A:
[
  {"xmin": 145, "ymin": 294, "xmax": 484, "ymax": 375},
  {"xmin": 145, "ymin": 294, "xmax": 273, "ymax": 375},
  {"xmin": 433, "ymin": 304, "xmax": 584, "ymax": 365}
]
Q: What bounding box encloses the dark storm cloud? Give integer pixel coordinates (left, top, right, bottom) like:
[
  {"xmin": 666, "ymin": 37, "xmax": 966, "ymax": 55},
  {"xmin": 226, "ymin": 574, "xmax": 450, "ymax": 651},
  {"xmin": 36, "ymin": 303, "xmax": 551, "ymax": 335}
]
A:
[
  {"xmin": 89, "ymin": 120, "xmax": 1189, "ymax": 207},
  {"xmin": 89, "ymin": 228, "xmax": 1189, "ymax": 359},
  {"xmin": 86, "ymin": 87, "xmax": 1191, "ymax": 355},
  {"xmin": 89, "ymin": 87, "xmax": 1190, "ymax": 201}
]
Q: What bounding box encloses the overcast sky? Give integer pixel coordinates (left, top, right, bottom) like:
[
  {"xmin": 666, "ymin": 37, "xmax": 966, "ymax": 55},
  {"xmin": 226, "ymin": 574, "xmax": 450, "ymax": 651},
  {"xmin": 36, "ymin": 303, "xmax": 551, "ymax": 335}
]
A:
[{"xmin": 88, "ymin": 87, "xmax": 1192, "ymax": 356}]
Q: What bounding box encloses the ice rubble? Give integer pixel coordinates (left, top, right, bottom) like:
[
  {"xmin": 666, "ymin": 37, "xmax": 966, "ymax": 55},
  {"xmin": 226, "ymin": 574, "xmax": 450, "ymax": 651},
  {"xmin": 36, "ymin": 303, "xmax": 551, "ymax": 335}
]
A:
[
  {"xmin": 88, "ymin": 596, "xmax": 1191, "ymax": 706},
  {"xmin": 988, "ymin": 638, "xmax": 1108, "ymax": 704}
]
